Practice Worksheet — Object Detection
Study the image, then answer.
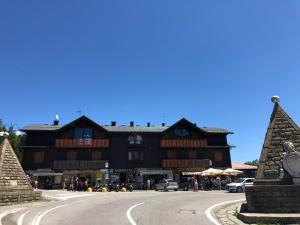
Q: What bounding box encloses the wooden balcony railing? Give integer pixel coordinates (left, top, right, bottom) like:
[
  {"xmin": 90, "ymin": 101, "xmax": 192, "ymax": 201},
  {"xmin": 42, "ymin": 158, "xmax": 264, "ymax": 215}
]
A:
[
  {"xmin": 161, "ymin": 159, "xmax": 211, "ymax": 168},
  {"xmin": 160, "ymin": 139, "xmax": 207, "ymax": 148},
  {"xmin": 53, "ymin": 160, "xmax": 106, "ymax": 170},
  {"xmin": 55, "ymin": 139, "xmax": 109, "ymax": 148}
]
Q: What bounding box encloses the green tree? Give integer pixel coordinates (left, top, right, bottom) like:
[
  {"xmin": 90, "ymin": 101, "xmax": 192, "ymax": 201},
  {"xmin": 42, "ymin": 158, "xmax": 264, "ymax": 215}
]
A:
[
  {"xmin": 0, "ymin": 120, "xmax": 24, "ymax": 162},
  {"xmin": 244, "ymin": 159, "xmax": 259, "ymax": 166}
]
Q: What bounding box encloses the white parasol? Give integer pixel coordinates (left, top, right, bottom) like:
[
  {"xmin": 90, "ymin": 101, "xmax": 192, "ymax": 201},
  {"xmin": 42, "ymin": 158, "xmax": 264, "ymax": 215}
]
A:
[
  {"xmin": 222, "ymin": 168, "xmax": 243, "ymax": 176},
  {"xmin": 200, "ymin": 168, "xmax": 223, "ymax": 176}
]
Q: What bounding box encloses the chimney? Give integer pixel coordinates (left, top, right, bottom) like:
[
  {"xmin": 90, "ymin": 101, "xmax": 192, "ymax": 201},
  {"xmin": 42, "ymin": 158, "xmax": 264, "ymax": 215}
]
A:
[
  {"xmin": 162, "ymin": 123, "xmax": 166, "ymax": 127},
  {"xmin": 130, "ymin": 121, "xmax": 134, "ymax": 127},
  {"xmin": 53, "ymin": 114, "xmax": 59, "ymax": 126},
  {"xmin": 147, "ymin": 122, "xmax": 150, "ymax": 127},
  {"xmin": 111, "ymin": 121, "xmax": 116, "ymax": 126}
]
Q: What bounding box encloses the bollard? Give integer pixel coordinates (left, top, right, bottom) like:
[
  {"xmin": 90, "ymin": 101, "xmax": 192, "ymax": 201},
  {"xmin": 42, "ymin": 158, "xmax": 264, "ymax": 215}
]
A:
[
  {"xmin": 102, "ymin": 187, "xmax": 107, "ymax": 192},
  {"xmin": 121, "ymin": 187, "xmax": 126, "ymax": 192}
]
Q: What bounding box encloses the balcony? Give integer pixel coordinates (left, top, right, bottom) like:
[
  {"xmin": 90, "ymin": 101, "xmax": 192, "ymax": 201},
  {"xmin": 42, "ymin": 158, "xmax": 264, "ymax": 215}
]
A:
[
  {"xmin": 53, "ymin": 160, "xmax": 106, "ymax": 170},
  {"xmin": 161, "ymin": 159, "xmax": 211, "ymax": 168},
  {"xmin": 160, "ymin": 139, "xmax": 207, "ymax": 148},
  {"xmin": 55, "ymin": 139, "xmax": 109, "ymax": 148}
]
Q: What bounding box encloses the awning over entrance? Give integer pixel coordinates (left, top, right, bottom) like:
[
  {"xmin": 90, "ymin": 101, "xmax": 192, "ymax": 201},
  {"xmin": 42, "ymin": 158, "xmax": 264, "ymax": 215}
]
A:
[
  {"xmin": 181, "ymin": 172, "xmax": 202, "ymax": 176},
  {"xmin": 137, "ymin": 168, "xmax": 173, "ymax": 176},
  {"xmin": 33, "ymin": 172, "xmax": 63, "ymax": 177},
  {"xmin": 28, "ymin": 168, "xmax": 63, "ymax": 177}
]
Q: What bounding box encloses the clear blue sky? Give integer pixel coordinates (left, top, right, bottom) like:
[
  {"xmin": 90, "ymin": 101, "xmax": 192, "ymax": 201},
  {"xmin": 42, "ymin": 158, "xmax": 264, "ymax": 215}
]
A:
[{"xmin": 1, "ymin": 1, "xmax": 300, "ymax": 163}]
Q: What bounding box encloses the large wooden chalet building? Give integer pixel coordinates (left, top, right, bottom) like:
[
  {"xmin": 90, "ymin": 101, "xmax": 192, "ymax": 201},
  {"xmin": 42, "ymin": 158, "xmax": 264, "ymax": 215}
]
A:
[{"xmin": 20, "ymin": 116, "xmax": 233, "ymax": 188}]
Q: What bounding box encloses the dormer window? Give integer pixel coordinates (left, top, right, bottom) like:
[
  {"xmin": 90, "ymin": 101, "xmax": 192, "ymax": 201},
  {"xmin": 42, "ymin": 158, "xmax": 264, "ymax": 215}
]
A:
[
  {"xmin": 74, "ymin": 128, "xmax": 93, "ymax": 140},
  {"xmin": 174, "ymin": 128, "xmax": 189, "ymax": 137},
  {"xmin": 128, "ymin": 134, "xmax": 143, "ymax": 145}
]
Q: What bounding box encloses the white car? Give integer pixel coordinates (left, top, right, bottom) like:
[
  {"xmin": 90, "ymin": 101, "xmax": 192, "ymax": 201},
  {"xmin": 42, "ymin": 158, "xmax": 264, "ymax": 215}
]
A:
[
  {"xmin": 226, "ymin": 178, "xmax": 255, "ymax": 193},
  {"xmin": 155, "ymin": 179, "xmax": 179, "ymax": 192}
]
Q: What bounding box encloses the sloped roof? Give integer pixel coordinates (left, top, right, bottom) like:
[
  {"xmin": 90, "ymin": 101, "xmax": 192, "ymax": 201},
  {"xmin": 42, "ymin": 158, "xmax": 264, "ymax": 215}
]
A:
[
  {"xmin": 104, "ymin": 125, "xmax": 167, "ymax": 133},
  {"xmin": 21, "ymin": 124, "xmax": 63, "ymax": 131},
  {"xmin": 20, "ymin": 116, "xmax": 232, "ymax": 134},
  {"xmin": 232, "ymin": 162, "xmax": 257, "ymax": 170},
  {"xmin": 57, "ymin": 115, "xmax": 107, "ymax": 133}
]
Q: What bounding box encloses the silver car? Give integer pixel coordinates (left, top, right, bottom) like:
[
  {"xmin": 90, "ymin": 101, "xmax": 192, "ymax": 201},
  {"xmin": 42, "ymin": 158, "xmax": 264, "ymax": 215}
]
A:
[
  {"xmin": 226, "ymin": 178, "xmax": 255, "ymax": 193},
  {"xmin": 155, "ymin": 179, "xmax": 179, "ymax": 192}
]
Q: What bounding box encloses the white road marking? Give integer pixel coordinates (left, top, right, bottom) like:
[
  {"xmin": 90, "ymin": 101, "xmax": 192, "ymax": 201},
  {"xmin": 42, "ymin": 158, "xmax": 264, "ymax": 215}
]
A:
[
  {"xmin": 126, "ymin": 202, "xmax": 144, "ymax": 225},
  {"xmin": 205, "ymin": 198, "xmax": 245, "ymax": 225},
  {"xmin": 32, "ymin": 204, "xmax": 68, "ymax": 225},
  {"xmin": 43, "ymin": 193, "xmax": 93, "ymax": 200},
  {"xmin": 17, "ymin": 210, "xmax": 30, "ymax": 225},
  {"xmin": 0, "ymin": 207, "xmax": 24, "ymax": 225}
]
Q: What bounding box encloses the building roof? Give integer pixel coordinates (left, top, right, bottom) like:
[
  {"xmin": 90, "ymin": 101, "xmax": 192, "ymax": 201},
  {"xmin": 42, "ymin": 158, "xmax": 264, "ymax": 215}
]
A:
[
  {"xmin": 103, "ymin": 125, "xmax": 167, "ymax": 133},
  {"xmin": 232, "ymin": 162, "xmax": 257, "ymax": 170},
  {"xmin": 21, "ymin": 124, "xmax": 63, "ymax": 131},
  {"xmin": 20, "ymin": 116, "xmax": 232, "ymax": 134},
  {"xmin": 201, "ymin": 127, "xmax": 233, "ymax": 134}
]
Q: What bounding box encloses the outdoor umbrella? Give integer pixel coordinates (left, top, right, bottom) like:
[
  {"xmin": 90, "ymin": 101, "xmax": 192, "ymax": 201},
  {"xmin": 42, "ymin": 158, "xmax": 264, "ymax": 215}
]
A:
[
  {"xmin": 200, "ymin": 168, "xmax": 223, "ymax": 176},
  {"xmin": 222, "ymin": 168, "xmax": 243, "ymax": 176}
]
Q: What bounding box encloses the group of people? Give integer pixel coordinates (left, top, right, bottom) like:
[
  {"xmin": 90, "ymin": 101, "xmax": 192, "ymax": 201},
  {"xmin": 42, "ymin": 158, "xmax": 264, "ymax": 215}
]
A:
[
  {"xmin": 63, "ymin": 177, "xmax": 89, "ymax": 191},
  {"xmin": 194, "ymin": 176, "xmax": 233, "ymax": 190}
]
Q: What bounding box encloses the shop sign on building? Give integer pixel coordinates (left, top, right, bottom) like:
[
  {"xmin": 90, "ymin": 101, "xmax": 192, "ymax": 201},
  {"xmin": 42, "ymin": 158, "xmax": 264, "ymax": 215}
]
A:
[{"xmin": 112, "ymin": 168, "xmax": 133, "ymax": 173}]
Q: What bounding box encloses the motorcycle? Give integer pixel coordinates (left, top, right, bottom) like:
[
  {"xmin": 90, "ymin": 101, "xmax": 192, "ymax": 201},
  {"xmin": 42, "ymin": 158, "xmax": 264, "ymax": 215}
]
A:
[
  {"xmin": 107, "ymin": 182, "xmax": 120, "ymax": 192},
  {"xmin": 120, "ymin": 183, "xmax": 133, "ymax": 192}
]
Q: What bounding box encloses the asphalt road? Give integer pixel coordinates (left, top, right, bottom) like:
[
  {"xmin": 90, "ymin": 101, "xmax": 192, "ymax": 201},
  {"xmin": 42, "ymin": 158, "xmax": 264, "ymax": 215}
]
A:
[{"xmin": 1, "ymin": 190, "xmax": 245, "ymax": 225}]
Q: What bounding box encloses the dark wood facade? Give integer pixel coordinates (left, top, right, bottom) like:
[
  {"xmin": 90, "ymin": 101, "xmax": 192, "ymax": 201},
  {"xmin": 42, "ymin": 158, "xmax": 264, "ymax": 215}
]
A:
[{"xmin": 21, "ymin": 116, "xmax": 233, "ymax": 177}]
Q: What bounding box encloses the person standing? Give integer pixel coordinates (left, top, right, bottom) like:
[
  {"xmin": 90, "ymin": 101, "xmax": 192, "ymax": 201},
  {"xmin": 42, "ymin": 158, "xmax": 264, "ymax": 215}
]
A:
[
  {"xmin": 193, "ymin": 179, "xmax": 198, "ymax": 192},
  {"xmin": 70, "ymin": 177, "xmax": 74, "ymax": 191},
  {"xmin": 62, "ymin": 178, "xmax": 66, "ymax": 191},
  {"xmin": 147, "ymin": 179, "xmax": 151, "ymax": 190}
]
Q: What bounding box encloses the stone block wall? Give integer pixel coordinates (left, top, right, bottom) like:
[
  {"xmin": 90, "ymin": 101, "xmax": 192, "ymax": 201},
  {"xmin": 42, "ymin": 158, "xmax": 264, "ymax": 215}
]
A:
[
  {"xmin": 246, "ymin": 185, "xmax": 300, "ymax": 213},
  {"xmin": 0, "ymin": 138, "xmax": 42, "ymax": 205},
  {"xmin": 0, "ymin": 190, "xmax": 41, "ymax": 206},
  {"xmin": 256, "ymin": 103, "xmax": 300, "ymax": 181},
  {"xmin": 0, "ymin": 139, "xmax": 32, "ymax": 190}
]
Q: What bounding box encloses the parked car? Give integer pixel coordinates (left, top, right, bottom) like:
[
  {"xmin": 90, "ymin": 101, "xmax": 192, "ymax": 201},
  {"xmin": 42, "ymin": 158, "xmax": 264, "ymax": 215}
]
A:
[
  {"xmin": 155, "ymin": 179, "xmax": 179, "ymax": 192},
  {"xmin": 226, "ymin": 178, "xmax": 255, "ymax": 193},
  {"xmin": 178, "ymin": 177, "xmax": 194, "ymax": 191}
]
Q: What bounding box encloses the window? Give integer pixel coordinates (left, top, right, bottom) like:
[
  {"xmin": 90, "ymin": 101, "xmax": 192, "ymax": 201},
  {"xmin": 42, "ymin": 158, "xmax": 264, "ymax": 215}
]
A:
[
  {"xmin": 128, "ymin": 151, "xmax": 144, "ymax": 160},
  {"xmin": 128, "ymin": 136, "xmax": 135, "ymax": 145},
  {"xmin": 188, "ymin": 150, "xmax": 197, "ymax": 159},
  {"xmin": 213, "ymin": 151, "xmax": 223, "ymax": 162},
  {"xmin": 167, "ymin": 150, "xmax": 176, "ymax": 159},
  {"xmin": 128, "ymin": 134, "xmax": 143, "ymax": 145},
  {"xmin": 92, "ymin": 151, "xmax": 102, "ymax": 160},
  {"xmin": 34, "ymin": 152, "xmax": 44, "ymax": 164},
  {"xmin": 74, "ymin": 128, "xmax": 93, "ymax": 139},
  {"xmin": 67, "ymin": 151, "xmax": 77, "ymax": 160},
  {"xmin": 174, "ymin": 128, "xmax": 189, "ymax": 137},
  {"xmin": 135, "ymin": 135, "xmax": 143, "ymax": 144}
]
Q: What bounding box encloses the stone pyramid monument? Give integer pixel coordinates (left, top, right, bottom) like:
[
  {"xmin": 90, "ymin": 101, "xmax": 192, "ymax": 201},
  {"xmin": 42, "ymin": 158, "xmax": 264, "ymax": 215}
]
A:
[
  {"xmin": 0, "ymin": 137, "xmax": 41, "ymax": 205},
  {"xmin": 255, "ymin": 96, "xmax": 300, "ymax": 183},
  {"xmin": 246, "ymin": 96, "xmax": 300, "ymax": 213}
]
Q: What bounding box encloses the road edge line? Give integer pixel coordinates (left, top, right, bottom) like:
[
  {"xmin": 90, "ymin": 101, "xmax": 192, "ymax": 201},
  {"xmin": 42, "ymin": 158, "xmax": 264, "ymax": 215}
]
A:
[
  {"xmin": 17, "ymin": 210, "xmax": 30, "ymax": 225},
  {"xmin": 32, "ymin": 204, "xmax": 68, "ymax": 225},
  {"xmin": 0, "ymin": 208, "xmax": 25, "ymax": 225},
  {"xmin": 205, "ymin": 198, "xmax": 245, "ymax": 225},
  {"xmin": 126, "ymin": 202, "xmax": 144, "ymax": 225}
]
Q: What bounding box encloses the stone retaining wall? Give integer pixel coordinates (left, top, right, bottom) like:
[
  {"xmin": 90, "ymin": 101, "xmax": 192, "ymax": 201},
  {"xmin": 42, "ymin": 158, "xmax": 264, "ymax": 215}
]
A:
[
  {"xmin": 0, "ymin": 190, "xmax": 41, "ymax": 206},
  {"xmin": 246, "ymin": 185, "xmax": 300, "ymax": 213}
]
